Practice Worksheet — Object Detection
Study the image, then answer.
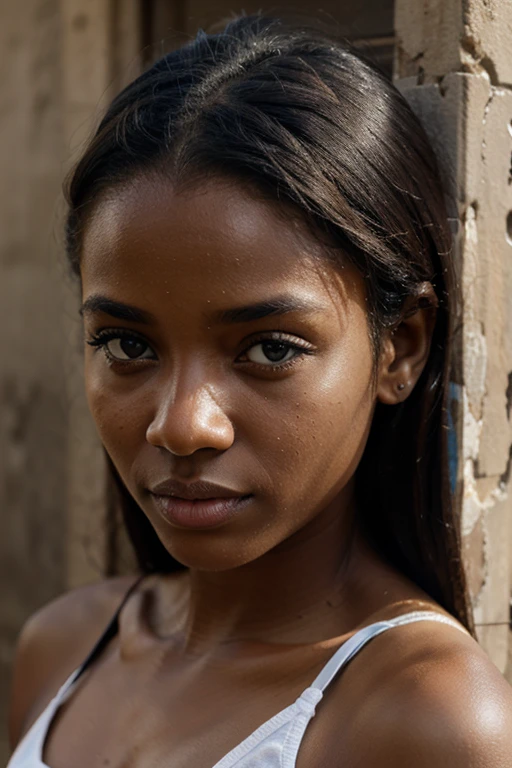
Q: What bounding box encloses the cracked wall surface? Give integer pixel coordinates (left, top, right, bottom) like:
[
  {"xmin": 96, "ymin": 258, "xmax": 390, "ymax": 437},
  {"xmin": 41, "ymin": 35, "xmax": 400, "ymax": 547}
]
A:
[
  {"xmin": 1, "ymin": 1, "xmax": 510, "ymax": 763},
  {"xmin": 396, "ymin": 0, "xmax": 512, "ymax": 85},
  {"xmin": 395, "ymin": 0, "xmax": 512, "ymax": 675}
]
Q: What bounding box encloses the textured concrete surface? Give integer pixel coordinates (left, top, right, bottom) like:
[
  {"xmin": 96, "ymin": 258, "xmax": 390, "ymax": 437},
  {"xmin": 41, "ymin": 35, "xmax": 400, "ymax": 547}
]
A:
[
  {"xmin": 1, "ymin": 0, "xmax": 511, "ymax": 764},
  {"xmin": 59, "ymin": 0, "xmax": 115, "ymax": 591},
  {"xmin": 396, "ymin": 0, "xmax": 512, "ymax": 675},
  {"xmin": 395, "ymin": 0, "xmax": 512, "ymax": 85},
  {"xmin": 0, "ymin": 1, "xmax": 68, "ymax": 760},
  {"xmin": 0, "ymin": 1, "xmax": 140, "ymax": 762}
]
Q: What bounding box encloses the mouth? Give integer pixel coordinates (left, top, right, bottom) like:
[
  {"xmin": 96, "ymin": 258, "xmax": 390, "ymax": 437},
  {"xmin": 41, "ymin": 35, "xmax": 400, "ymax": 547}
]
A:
[
  {"xmin": 150, "ymin": 494, "xmax": 253, "ymax": 530},
  {"xmin": 149, "ymin": 479, "xmax": 252, "ymax": 530}
]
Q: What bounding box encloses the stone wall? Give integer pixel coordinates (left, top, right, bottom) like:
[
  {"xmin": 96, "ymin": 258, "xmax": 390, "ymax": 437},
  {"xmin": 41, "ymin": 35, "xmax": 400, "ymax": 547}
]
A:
[
  {"xmin": 1, "ymin": 0, "xmax": 510, "ymax": 764},
  {"xmin": 395, "ymin": 0, "xmax": 512, "ymax": 673}
]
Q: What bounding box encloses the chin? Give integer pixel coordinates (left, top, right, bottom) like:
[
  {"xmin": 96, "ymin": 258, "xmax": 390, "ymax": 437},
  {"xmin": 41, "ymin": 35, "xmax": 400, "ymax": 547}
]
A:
[{"xmin": 151, "ymin": 521, "xmax": 277, "ymax": 572}]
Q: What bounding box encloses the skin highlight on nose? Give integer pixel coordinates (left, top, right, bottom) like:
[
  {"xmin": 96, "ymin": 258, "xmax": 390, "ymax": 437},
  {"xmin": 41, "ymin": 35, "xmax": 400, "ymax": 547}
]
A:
[{"xmin": 145, "ymin": 385, "xmax": 236, "ymax": 457}]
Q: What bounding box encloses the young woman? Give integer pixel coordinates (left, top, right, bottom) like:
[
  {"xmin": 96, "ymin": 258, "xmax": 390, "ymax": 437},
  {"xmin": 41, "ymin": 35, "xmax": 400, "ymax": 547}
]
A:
[{"xmin": 8, "ymin": 14, "xmax": 512, "ymax": 768}]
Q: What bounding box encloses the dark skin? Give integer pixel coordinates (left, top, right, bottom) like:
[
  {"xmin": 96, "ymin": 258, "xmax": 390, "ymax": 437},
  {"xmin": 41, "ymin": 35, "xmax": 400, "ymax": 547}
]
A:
[{"xmin": 9, "ymin": 177, "xmax": 512, "ymax": 767}]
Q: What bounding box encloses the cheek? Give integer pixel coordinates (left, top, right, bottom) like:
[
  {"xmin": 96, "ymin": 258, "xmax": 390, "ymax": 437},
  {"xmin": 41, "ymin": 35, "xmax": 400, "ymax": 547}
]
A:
[
  {"xmin": 263, "ymin": 390, "xmax": 372, "ymax": 490},
  {"xmin": 84, "ymin": 359, "xmax": 146, "ymax": 462},
  {"xmin": 248, "ymin": 350, "xmax": 375, "ymax": 507}
]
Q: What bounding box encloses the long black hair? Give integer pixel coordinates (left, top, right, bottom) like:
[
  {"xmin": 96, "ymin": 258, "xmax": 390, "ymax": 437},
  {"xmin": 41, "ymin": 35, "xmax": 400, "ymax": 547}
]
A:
[{"xmin": 65, "ymin": 15, "xmax": 473, "ymax": 634}]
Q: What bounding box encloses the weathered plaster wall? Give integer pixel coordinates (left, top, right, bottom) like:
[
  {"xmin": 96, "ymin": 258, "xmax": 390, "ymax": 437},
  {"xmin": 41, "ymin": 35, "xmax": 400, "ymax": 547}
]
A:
[
  {"xmin": 2, "ymin": 1, "xmax": 510, "ymax": 763},
  {"xmin": 0, "ymin": 1, "xmax": 68, "ymax": 759},
  {"xmin": 395, "ymin": 0, "xmax": 512, "ymax": 674},
  {"xmin": 0, "ymin": 2, "xmax": 141, "ymax": 762}
]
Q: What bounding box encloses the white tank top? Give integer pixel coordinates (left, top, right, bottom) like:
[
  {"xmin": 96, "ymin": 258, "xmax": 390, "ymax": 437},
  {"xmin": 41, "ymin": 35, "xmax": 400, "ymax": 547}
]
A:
[{"xmin": 8, "ymin": 589, "xmax": 467, "ymax": 768}]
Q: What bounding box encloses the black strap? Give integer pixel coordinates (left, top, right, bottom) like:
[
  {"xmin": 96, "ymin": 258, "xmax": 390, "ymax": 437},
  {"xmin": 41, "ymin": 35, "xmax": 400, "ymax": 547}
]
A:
[{"xmin": 70, "ymin": 573, "xmax": 147, "ymax": 686}]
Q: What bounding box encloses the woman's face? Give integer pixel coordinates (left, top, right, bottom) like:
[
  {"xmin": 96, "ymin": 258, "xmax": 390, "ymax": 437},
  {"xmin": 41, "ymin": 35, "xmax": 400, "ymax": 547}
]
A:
[{"xmin": 81, "ymin": 176, "xmax": 378, "ymax": 570}]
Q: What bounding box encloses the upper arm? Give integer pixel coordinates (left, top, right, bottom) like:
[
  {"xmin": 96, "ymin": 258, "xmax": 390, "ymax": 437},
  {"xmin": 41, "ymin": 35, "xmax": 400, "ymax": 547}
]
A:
[{"xmin": 7, "ymin": 576, "xmax": 136, "ymax": 751}]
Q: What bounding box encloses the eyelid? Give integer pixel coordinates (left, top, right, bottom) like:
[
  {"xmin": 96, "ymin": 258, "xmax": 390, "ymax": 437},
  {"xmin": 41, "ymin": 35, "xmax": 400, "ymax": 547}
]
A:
[
  {"xmin": 236, "ymin": 331, "xmax": 315, "ymax": 370},
  {"xmin": 86, "ymin": 327, "xmax": 153, "ymax": 344},
  {"xmin": 238, "ymin": 331, "xmax": 314, "ymax": 354},
  {"xmin": 86, "ymin": 328, "xmax": 157, "ymax": 363}
]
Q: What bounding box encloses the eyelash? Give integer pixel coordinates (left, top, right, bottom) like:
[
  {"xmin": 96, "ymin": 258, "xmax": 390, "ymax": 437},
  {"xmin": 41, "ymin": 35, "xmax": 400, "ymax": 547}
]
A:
[
  {"xmin": 86, "ymin": 329, "xmax": 156, "ymax": 368},
  {"xmin": 237, "ymin": 332, "xmax": 314, "ymax": 371},
  {"xmin": 85, "ymin": 329, "xmax": 315, "ymax": 372}
]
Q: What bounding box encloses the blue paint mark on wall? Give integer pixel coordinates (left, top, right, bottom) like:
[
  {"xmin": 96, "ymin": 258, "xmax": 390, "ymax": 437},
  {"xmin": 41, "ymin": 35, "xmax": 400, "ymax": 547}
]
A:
[{"xmin": 447, "ymin": 381, "xmax": 461, "ymax": 494}]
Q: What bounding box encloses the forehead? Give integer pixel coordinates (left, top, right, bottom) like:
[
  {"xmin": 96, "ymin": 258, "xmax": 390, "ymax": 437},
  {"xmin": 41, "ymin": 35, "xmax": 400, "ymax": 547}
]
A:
[{"xmin": 80, "ymin": 176, "xmax": 358, "ymax": 314}]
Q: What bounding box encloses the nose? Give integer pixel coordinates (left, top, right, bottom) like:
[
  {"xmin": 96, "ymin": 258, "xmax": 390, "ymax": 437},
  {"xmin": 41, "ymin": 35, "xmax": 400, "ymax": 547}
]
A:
[{"xmin": 145, "ymin": 380, "xmax": 235, "ymax": 457}]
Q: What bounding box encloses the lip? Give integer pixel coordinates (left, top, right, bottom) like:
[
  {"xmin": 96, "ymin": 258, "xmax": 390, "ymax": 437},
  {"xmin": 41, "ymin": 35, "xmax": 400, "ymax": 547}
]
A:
[
  {"xmin": 150, "ymin": 494, "xmax": 252, "ymax": 529},
  {"xmin": 149, "ymin": 478, "xmax": 252, "ymax": 530},
  {"xmin": 150, "ymin": 478, "xmax": 245, "ymax": 500}
]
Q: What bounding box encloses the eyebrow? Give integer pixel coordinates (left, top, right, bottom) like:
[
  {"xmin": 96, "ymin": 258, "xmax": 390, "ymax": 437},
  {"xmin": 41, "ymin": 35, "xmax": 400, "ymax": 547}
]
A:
[
  {"xmin": 214, "ymin": 296, "xmax": 324, "ymax": 324},
  {"xmin": 79, "ymin": 294, "xmax": 324, "ymax": 325},
  {"xmin": 79, "ymin": 295, "xmax": 155, "ymax": 324}
]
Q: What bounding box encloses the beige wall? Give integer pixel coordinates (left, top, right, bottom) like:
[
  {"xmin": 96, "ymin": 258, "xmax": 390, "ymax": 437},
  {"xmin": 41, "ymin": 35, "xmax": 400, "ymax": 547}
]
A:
[
  {"xmin": 1, "ymin": 0, "xmax": 511, "ymax": 763},
  {"xmin": 0, "ymin": 1, "xmax": 140, "ymax": 760},
  {"xmin": 1, "ymin": 1, "xmax": 68, "ymax": 758}
]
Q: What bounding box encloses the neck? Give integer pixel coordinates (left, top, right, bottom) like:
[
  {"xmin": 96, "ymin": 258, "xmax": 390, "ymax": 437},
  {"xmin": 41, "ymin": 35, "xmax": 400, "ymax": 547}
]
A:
[{"xmin": 154, "ymin": 486, "xmax": 399, "ymax": 653}]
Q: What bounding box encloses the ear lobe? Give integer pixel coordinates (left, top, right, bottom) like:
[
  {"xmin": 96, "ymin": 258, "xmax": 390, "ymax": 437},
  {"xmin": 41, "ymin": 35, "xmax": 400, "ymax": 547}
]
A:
[{"xmin": 376, "ymin": 284, "xmax": 437, "ymax": 406}]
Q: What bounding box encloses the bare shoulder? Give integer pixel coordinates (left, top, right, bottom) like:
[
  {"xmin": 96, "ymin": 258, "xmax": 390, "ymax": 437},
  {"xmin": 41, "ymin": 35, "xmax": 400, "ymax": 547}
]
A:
[
  {"xmin": 319, "ymin": 619, "xmax": 512, "ymax": 767},
  {"xmin": 8, "ymin": 574, "xmax": 138, "ymax": 750}
]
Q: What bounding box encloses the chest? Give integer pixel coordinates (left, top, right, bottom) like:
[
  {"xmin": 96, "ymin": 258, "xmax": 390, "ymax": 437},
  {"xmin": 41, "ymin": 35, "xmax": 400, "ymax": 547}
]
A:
[{"xmin": 40, "ymin": 648, "xmax": 342, "ymax": 768}]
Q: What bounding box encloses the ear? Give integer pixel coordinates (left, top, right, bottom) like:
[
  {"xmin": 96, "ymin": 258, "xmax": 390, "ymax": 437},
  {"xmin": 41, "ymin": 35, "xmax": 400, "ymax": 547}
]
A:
[{"xmin": 376, "ymin": 282, "xmax": 438, "ymax": 406}]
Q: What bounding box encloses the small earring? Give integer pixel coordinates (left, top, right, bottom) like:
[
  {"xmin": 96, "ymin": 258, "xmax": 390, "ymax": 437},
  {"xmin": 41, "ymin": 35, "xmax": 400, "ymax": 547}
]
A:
[{"xmin": 397, "ymin": 382, "xmax": 406, "ymax": 391}]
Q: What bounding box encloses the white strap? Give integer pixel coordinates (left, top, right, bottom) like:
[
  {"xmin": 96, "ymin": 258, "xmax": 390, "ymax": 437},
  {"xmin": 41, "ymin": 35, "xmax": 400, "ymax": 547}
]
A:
[{"xmin": 311, "ymin": 610, "xmax": 468, "ymax": 692}]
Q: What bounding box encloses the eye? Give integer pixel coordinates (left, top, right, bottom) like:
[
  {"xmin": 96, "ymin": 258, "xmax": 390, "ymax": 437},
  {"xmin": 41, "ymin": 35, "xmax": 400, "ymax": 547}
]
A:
[
  {"xmin": 86, "ymin": 331, "xmax": 155, "ymax": 363},
  {"xmin": 245, "ymin": 340, "xmax": 299, "ymax": 365},
  {"xmin": 105, "ymin": 337, "xmax": 153, "ymax": 361},
  {"xmin": 239, "ymin": 331, "xmax": 316, "ymax": 369}
]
